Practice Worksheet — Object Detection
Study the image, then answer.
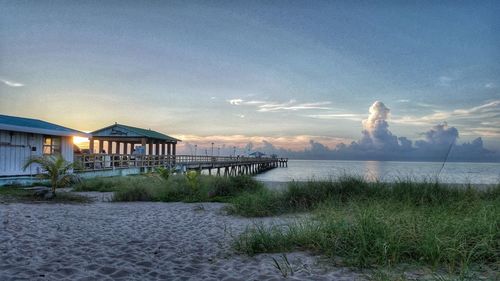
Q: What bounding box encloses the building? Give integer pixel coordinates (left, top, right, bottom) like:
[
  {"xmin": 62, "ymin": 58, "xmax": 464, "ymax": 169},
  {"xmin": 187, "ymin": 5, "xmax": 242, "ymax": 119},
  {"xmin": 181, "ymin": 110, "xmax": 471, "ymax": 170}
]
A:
[
  {"xmin": 0, "ymin": 114, "xmax": 89, "ymax": 184},
  {"xmin": 89, "ymin": 123, "xmax": 180, "ymax": 156}
]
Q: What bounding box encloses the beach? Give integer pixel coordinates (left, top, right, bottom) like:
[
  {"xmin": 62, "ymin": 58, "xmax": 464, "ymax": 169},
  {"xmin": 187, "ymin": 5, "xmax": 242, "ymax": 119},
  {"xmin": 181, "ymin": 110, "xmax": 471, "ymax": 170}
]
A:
[{"xmin": 0, "ymin": 199, "xmax": 364, "ymax": 281}]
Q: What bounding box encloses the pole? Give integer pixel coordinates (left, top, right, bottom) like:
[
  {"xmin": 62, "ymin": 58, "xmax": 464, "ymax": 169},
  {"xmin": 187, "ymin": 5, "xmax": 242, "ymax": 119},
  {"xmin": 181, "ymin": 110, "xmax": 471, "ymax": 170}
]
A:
[{"xmin": 211, "ymin": 142, "xmax": 214, "ymax": 157}]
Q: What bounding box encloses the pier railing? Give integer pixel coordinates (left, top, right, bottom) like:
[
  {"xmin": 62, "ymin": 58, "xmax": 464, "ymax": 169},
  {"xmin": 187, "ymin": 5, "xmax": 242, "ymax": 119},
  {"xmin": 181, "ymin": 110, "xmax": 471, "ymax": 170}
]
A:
[{"xmin": 74, "ymin": 154, "xmax": 287, "ymax": 172}]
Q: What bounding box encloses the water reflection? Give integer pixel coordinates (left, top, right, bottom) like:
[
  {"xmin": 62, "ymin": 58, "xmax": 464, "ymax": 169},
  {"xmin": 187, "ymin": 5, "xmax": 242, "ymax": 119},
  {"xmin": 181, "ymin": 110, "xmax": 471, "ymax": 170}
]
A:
[{"xmin": 364, "ymin": 161, "xmax": 381, "ymax": 181}]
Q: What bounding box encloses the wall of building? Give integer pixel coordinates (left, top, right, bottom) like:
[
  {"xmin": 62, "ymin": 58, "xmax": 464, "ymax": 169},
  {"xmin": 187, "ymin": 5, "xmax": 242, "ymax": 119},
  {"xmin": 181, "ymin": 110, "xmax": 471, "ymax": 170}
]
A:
[{"xmin": 0, "ymin": 130, "xmax": 74, "ymax": 177}]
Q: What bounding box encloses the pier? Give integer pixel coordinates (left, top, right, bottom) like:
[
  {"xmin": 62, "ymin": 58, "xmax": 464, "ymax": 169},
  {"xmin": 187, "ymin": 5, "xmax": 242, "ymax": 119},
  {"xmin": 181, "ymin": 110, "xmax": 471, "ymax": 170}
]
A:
[{"xmin": 74, "ymin": 154, "xmax": 288, "ymax": 177}]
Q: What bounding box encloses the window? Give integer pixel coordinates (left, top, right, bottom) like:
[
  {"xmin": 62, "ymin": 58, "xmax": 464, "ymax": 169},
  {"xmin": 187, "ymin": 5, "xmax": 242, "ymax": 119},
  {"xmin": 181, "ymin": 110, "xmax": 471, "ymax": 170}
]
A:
[{"xmin": 43, "ymin": 136, "xmax": 61, "ymax": 155}]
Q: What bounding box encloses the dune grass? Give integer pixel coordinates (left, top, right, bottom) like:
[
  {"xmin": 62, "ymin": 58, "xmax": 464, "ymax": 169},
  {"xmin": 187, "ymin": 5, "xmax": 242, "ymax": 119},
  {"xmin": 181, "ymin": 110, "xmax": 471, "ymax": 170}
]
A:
[
  {"xmin": 232, "ymin": 177, "xmax": 500, "ymax": 275},
  {"xmin": 227, "ymin": 176, "xmax": 499, "ymax": 216},
  {"xmin": 72, "ymin": 174, "xmax": 264, "ymax": 202}
]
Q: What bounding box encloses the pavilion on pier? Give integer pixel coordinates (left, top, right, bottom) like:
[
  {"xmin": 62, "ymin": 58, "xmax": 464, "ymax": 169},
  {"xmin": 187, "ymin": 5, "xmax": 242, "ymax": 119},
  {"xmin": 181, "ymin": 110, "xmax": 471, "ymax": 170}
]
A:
[{"xmin": 89, "ymin": 123, "xmax": 180, "ymax": 155}]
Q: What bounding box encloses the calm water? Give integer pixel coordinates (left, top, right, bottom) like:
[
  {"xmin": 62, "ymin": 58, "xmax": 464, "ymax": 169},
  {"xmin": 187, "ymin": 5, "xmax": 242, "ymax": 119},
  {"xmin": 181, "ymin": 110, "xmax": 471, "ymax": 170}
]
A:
[{"xmin": 254, "ymin": 160, "xmax": 500, "ymax": 185}]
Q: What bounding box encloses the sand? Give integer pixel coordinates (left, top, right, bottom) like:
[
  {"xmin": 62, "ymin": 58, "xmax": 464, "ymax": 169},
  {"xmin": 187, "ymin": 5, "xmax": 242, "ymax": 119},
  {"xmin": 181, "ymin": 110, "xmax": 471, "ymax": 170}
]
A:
[{"xmin": 0, "ymin": 199, "xmax": 365, "ymax": 281}]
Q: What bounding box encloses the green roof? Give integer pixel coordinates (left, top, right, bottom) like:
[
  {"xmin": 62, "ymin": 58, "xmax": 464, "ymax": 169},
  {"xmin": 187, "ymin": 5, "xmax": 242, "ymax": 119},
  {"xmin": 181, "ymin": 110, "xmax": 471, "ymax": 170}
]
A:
[
  {"xmin": 91, "ymin": 123, "xmax": 180, "ymax": 142},
  {"xmin": 0, "ymin": 114, "xmax": 89, "ymax": 137}
]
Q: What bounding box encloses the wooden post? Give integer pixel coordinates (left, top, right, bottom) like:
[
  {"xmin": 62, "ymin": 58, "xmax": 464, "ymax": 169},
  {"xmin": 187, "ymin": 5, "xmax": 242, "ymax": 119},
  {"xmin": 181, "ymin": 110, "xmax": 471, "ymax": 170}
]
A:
[
  {"xmin": 107, "ymin": 141, "xmax": 112, "ymax": 154},
  {"xmin": 155, "ymin": 142, "xmax": 160, "ymax": 156},
  {"xmin": 141, "ymin": 138, "xmax": 147, "ymax": 153},
  {"xmin": 167, "ymin": 143, "xmax": 172, "ymax": 155},
  {"xmin": 163, "ymin": 143, "xmax": 167, "ymax": 155},
  {"xmin": 89, "ymin": 137, "xmax": 94, "ymax": 153},
  {"xmin": 98, "ymin": 140, "xmax": 103, "ymax": 153},
  {"xmin": 172, "ymin": 143, "xmax": 176, "ymax": 155},
  {"xmin": 148, "ymin": 140, "xmax": 154, "ymax": 155}
]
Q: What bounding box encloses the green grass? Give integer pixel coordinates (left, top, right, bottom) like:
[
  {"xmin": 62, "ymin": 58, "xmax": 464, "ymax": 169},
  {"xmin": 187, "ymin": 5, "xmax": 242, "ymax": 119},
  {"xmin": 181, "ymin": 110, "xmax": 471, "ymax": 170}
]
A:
[
  {"xmin": 227, "ymin": 176, "xmax": 500, "ymax": 217},
  {"xmin": 0, "ymin": 186, "xmax": 91, "ymax": 203},
  {"xmin": 232, "ymin": 177, "xmax": 500, "ymax": 276},
  {"xmin": 72, "ymin": 174, "xmax": 265, "ymax": 202}
]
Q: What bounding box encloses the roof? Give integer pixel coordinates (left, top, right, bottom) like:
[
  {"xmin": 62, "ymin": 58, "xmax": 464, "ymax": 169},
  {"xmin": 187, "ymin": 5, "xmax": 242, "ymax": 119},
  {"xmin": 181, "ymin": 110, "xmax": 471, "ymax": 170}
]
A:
[
  {"xmin": 0, "ymin": 114, "xmax": 90, "ymax": 137},
  {"xmin": 91, "ymin": 123, "xmax": 180, "ymax": 142}
]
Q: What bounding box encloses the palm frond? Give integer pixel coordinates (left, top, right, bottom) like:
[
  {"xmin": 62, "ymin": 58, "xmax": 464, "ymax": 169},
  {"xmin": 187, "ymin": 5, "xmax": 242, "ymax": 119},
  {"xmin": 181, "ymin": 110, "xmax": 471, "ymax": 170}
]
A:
[{"xmin": 23, "ymin": 154, "xmax": 78, "ymax": 193}]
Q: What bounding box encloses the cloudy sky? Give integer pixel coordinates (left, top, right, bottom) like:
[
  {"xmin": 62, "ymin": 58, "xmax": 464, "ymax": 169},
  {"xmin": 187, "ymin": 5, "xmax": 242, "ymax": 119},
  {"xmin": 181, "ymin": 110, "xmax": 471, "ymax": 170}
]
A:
[{"xmin": 1, "ymin": 1, "xmax": 499, "ymax": 157}]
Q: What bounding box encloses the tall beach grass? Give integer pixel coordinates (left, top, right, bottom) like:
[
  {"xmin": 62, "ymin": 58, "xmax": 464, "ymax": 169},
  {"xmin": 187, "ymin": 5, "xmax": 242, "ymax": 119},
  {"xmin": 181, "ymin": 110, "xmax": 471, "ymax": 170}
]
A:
[
  {"xmin": 72, "ymin": 174, "xmax": 264, "ymax": 202},
  {"xmin": 232, "ymin": 177, "xmax": 500, "ymax": 274}
]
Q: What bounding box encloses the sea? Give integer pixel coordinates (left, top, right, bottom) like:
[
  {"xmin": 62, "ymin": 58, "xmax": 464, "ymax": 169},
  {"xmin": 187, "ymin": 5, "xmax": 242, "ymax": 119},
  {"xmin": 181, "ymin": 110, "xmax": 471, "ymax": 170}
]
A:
[{"xmin": 254, "ymin": 160, "xmax": 500, "ymax": 185}]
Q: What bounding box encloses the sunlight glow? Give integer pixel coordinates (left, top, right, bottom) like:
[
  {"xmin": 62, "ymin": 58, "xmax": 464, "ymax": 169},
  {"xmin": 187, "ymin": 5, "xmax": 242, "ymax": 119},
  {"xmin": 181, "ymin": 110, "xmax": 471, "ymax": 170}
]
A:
[{"xmin": 73, "ymin": 136, "xmax": 89, "ymax": 145}]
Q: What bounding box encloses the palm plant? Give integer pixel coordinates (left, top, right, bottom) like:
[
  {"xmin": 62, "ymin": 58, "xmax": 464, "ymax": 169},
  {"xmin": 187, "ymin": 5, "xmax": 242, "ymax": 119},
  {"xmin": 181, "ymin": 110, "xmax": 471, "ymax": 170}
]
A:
[
  {"xmin": 23, "ymin": 154, "xmax": 79, "ymax": 196},
  {"xmin": 155, "ymin": 166, "xmax": 172, "ymax": 181}
]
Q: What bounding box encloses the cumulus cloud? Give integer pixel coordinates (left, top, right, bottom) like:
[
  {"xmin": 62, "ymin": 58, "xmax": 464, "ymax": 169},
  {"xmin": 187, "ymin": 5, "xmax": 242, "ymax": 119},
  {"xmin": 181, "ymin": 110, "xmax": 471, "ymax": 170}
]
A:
[
  {"xmin": 1, "ymin": 79, "xmax": 24, "ymax": 87},
  {"xmin": 242, "ymin": 101, "xmax": 499, "ymax": 162},
  {"xmin": 358, "ymin": 101, "xmax": 398, "ymax": 150}
]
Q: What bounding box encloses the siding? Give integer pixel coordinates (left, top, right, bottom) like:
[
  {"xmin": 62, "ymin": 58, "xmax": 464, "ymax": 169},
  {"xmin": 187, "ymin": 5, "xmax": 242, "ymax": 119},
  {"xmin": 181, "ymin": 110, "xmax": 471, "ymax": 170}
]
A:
[{"xmin": 0, "ymin": 130, "xmax": 74, "ymax": 177}]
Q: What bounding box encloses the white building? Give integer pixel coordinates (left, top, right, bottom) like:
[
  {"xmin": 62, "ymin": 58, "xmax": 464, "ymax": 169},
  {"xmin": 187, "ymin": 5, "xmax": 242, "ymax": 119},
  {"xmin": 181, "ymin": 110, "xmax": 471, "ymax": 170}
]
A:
[{"xmin": 0, "ymin": 114, "xmax": 89, "ymax": 185}]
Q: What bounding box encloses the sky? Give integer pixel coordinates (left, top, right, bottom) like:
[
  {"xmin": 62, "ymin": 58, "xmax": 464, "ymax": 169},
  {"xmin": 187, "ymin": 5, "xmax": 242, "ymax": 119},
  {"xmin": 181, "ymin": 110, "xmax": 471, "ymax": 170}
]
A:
[{"xmin": 1, "ymin": 1, "xmax": 499, "ymax": 161}]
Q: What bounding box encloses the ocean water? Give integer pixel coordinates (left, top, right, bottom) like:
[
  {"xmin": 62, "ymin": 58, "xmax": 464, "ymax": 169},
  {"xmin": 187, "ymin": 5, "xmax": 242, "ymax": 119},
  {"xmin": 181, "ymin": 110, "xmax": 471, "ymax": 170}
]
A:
[{"xmin": 254, "ymin": 160, "xmax": 500, "ymax": 185}]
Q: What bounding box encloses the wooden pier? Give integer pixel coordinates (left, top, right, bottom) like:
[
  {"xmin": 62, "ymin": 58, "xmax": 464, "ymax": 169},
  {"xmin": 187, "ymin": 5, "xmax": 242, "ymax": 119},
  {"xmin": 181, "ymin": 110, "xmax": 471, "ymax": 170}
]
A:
[{"xmin": 74, "ymin": 154, "xmax": 288, "ymax": 176}]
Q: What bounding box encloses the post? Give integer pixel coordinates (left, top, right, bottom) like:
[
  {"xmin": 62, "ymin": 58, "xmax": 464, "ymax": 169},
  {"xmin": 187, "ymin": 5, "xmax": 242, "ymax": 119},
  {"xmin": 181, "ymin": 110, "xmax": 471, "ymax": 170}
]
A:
[
  {"xmin": 98, "ymin": 140, "xmax": 103, "ymax": 153},
  {"xmin": 172, "ymin": 143, "xmax": 176, "ymax": 155},
  {"xmin": 163, "ymin": 143, "xmax": 167, "ymax": 155},
  {"xmin": 89, "ymin": 137, "xmax": 94, "ymax": 153},
  {"xmin": 155, "ymin": 142, "xmax": 160, "ymax": 156},
  {"xmin": 107, "ymin": 141, "xmax": 112, "ymax": 155},
  {"xmin": 167, "ymin": 143, "xmax": 171, "ymax": 155},
  {"xmin": 149, "ymin": 140, "xmax": 154, "ymax": 155}
]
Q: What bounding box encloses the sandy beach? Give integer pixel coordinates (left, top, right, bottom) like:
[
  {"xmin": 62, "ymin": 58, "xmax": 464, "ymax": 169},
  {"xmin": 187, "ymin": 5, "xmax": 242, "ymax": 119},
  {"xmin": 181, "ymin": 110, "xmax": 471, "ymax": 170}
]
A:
[{"xmin": 0, "ymin": 199, "xmax": 364, "ymax": 281}]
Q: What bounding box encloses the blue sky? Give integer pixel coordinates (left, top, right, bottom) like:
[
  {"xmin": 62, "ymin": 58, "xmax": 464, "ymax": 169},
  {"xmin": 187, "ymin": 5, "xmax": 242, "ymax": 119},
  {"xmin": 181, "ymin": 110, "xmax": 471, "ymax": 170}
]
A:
[{"xmin": 1, "ymin": 1, "xmax": 499, "ymax": 153}]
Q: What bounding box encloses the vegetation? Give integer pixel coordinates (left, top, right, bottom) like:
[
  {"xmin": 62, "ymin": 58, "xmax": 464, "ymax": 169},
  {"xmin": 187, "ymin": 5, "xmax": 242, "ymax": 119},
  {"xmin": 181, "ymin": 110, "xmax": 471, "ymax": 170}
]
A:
[
  {"xmin": 23, "ymin": 154, "xmax": 80, "ymax": 195},
  {"xmin": 72, "ymin": 173, "xmax": 264, "ymax": 202},
  {"xmin": 232, "ymin": 177, "xmax": 500, "ymax": 275},
  {"xmin": 71, "ymin": 173, "xmax": 499, "ymax": 275},
  {"xmin": 0, "ymin": 186, "xmax": 91, "ymax": 203}
]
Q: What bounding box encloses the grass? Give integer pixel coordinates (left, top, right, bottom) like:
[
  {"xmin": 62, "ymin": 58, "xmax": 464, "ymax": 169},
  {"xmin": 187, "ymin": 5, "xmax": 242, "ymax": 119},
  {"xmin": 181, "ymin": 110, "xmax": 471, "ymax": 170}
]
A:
[
  {"xmin": 232, "ymin": 177, "xmax": 500, "ymax": 276},
  {"xmin": 72, "ymin": 173, "xmax": 265, "ymax": 202},
  {"xmin": 0, "ymin": 186, "xmax": 91, "ymax": 203}
]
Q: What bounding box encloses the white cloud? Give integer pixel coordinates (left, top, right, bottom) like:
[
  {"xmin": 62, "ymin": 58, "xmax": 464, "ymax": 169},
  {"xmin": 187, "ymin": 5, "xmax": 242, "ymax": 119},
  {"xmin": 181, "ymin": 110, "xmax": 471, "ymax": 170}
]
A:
[
  {"xmin": 228, "ymin": 99, "xmax": 243, "ymax": 105},
  {"xmin": 228, "ymin": 98, "xmax": 332, "ymax": 112},
  {"xmin": 392, "ymin": 100, "xmax": 500, "ymax": 137},
  {"xmin": 306, "ymin": 113, "xmax": 363, "ymax": 122},
  {"xmin": 1, "ymin": 79, "xmax": 24, "ymax": 87}
]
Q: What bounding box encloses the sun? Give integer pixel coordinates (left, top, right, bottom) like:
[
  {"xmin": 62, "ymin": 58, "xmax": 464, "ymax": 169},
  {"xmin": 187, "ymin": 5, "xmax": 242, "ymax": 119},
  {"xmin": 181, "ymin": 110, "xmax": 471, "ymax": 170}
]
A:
[{"xmin": 73, "ymin": 136, "xmax": 89, "ymax": 145}]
